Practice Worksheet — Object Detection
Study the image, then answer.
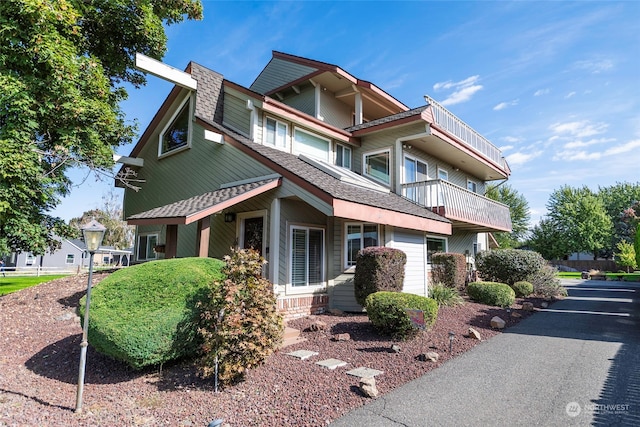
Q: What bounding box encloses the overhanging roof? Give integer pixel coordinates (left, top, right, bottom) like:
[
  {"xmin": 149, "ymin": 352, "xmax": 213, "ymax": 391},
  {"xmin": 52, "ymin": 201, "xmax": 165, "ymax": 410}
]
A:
[{"xmin": 127, "ymin": 177, "xmax": 281, "ymax": 225}]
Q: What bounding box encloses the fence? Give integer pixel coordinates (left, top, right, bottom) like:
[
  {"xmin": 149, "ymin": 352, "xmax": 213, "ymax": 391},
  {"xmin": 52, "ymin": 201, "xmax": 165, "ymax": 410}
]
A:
[
  {"xmin": 552, "ymin": 260, "xmax": 621, "ymax": 272},
  {"xmin": 0, "ymin": 265, "xmax": 114, "ymax": 277}
]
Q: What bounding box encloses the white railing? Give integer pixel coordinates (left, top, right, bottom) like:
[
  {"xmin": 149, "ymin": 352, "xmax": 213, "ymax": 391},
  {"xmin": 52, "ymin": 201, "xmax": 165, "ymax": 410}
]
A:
[
  {"xmin": 1, "ymin": 265, "xmax": 126, "ymax": 277},
  {"xmin": 424, "ymin": 95, "xmax": 505, "ymax": 168},
  {"xmin": 402, "ymin": 179, "xmax": 512, "ymax": 231}
]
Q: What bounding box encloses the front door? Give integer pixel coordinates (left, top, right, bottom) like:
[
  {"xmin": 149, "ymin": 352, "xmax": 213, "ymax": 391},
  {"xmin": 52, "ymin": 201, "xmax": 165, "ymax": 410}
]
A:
[{"xmin": 242, "ymin": 216, "xmax": 264, "ymax": 256}]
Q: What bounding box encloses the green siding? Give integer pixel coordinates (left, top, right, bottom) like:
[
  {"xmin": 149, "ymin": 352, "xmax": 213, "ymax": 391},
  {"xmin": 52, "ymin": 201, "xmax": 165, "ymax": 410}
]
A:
[
  {"xmin": 222, "ymin": 91, "xmax": 251, "ymax": 136},
  {"xmin": 320, "ymin": 90, "xmax": 352, "ymax": 129},
  {"xmin": 283, "ymin": 86, "xmax": 315, "ymax": 117},
  {"xmin": 250, "ymin": 58, "xmax": 318, "ymax": 95}
]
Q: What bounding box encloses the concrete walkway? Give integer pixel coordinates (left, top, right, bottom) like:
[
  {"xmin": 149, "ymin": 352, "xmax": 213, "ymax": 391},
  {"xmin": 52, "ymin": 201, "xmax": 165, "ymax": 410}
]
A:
[{"xmin": 330, "ymin": 279, "xmax": 640, "ymax": 426}]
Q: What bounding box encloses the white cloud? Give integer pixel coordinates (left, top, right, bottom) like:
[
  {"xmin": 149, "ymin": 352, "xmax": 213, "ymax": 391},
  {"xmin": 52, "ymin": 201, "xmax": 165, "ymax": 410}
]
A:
[
  {"xmin": 565, "ymin": 91, "xmax": 576, "ymax": 99},
  {"xmin": 493, "ymin": 99, "xmax": 519, "ymax": 111},
  {"xmin": 506, "ymin": 151, "xmax": 542, "ymax": 166},
  {"xmin": 502, "ymin": 136, "xmax": 520, "ymax": 143},
  {"xmin": 433, "ymin": 75, "xmax": 483, "ymax": 106},
  {"xmin": 552, "ymin": 140, "xmax": 640, "ymax": 162},
  {"xmin": 534, "ymin": 89, "xmax": 550, "ymax": 96},
  {"xmin": 574, "ymin": 59, "xmax": 614, "ymax": 74},
  {"xmin": 500, "ymin": 145, "xmax": 514, "ymax": 151},
  {"xmin": 604, "ymin": 139, "xmax": 640, "ymax": 156},
  {"xmin": 549, "ymin": 120, "xmax": 608, "ymax": 138}
]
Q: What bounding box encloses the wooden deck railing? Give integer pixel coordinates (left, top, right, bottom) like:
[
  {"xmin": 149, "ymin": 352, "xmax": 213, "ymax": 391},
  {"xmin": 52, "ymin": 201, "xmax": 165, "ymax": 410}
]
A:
[
  {"xmin": 424, "ymin": 95, "xmax": 506, "ymax": 168},
  {"xmin": 402, "ymin": 179, "xmax": 512, "ymax": 231}
]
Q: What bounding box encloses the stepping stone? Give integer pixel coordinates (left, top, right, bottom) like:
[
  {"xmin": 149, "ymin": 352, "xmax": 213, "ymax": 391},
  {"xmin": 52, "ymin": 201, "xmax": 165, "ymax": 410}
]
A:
[
  {"xmin": 286, "ymin": 350, "xmax": 319, "ymax": 360},
  {"xmin": 346, "ymin": 367, "xmax": 383, "ymax": 378},
  {"xmin": 315, "ymin": 358, "xmax": 347, "ymax": 370}
]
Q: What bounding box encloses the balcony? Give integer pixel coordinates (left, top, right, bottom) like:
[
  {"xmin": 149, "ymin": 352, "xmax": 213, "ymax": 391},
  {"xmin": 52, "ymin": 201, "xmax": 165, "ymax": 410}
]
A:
[
  {"xmin": 424, "ymin": 95, "xmax": 509, "ymax": 172},
  {"xmin": 402, "ymin": 179, "xmax": 512, "ymax": 232}
]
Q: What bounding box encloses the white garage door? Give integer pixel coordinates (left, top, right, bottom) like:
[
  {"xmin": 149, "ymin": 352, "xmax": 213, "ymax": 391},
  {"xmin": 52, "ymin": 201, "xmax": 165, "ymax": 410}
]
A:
[{"xmin": 392, "ymin": 230, "xmax": 427, "ymax": 297}]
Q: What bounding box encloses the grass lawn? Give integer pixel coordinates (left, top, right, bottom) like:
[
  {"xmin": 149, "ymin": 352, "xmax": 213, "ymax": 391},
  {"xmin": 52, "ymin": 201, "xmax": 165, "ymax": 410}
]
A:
[
  {"xmin": 557, "ymin": 272, "xmax": 583, "ymax": 279},
  {"xmin": 0, "ymin": 275, "xmax": 68, "ymax": 296}
]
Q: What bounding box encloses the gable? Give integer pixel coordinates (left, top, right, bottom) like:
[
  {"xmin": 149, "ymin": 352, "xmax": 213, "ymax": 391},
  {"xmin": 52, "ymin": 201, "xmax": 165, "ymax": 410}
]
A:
[{"xmin": 250, "ymin": 57, "xmax": 319, "ymax": 95}]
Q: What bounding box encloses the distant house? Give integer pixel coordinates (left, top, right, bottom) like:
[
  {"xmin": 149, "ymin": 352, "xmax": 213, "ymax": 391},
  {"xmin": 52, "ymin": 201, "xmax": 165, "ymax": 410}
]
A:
[
  {"xmin": 6, "ymin": 238, "xmax": 132, "ymax": 272},
  {"xmin": 118, "ymin": 51, "xmax": 512, "ymax": 317}
]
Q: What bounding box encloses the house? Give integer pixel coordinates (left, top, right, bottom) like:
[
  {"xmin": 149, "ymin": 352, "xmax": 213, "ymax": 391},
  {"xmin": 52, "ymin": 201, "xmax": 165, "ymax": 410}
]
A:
[
  {"xmin": 119, "ymin": 51, "xmax": 512, "ymax": 317},
  {"xmin": 6, "ymin": 239, "xmax": 132, "ymax": 273}
]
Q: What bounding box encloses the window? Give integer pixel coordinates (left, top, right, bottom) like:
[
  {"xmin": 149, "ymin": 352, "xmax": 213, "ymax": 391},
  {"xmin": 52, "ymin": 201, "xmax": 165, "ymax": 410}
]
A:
[
  {"xmin": 25, "ymin": 254, "xmax": 35, "ymax": 266},
  {"xmin": 159, "ymin": 96, "xmax": 192, "ymax": 156},
  {"xmin": 65, "ymin": 254, "xmax": 75, "ymax": 264},
  {"xmin": 102, "ymin": 256, "xmax": 111, "ymax": 264},
  {"xmin": 335, "ymin": 144, "xmax": 352, "ymax": 169},
  {"xmin": 404, "ymin": 155, "xmax": 428, "ymax": 201},
  {"xmin": 364, "ymin": 149, "xmax": 390, "ymax": 185},
  {"xmin": 290, "ymin": 226, "xmax": 324, "ymax": 288},
  {"xmin": 293, "ymin": 128, "xmax": 330, "ymax": 161},
  {"xmin": 427, "ymin": 237, "xmax": 447, "ymax": 264},
  {"xmin": 467, "ymin": 180, "xmax": 478, "ymax": 193},
  {"xmin": 137, "ymin": 234, "xmax": 158, "ymax": 261},
  {"xmin": 265, "ymin": 117, "xmax": 288, "ymax": 148},
  {"xmin": 345, "ymin": 223, "xmax": 379, "ymax": 267},
  {"xmin": 438, "ymin": 168, "xmax": 449, "ymax": 181}
]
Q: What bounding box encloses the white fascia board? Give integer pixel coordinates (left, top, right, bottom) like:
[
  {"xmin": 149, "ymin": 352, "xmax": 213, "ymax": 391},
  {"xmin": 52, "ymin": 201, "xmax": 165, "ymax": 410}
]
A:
[
  {"xmin": 135, "ymin": 53, "xmax": 197, "ymax": 90},
  {"xmin": 204, "ymin": 129, "xmax": 224, "ymax": 144},
  {"xmin": 113, "ymin": 154, "xmax": 144, "ymax": 167}
]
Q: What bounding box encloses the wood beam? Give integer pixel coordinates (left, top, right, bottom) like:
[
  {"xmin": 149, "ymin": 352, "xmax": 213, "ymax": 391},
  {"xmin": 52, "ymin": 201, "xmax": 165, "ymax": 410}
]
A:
[
  {"xmin": 196, "ymin": 218, "xmax": 211, "ymax": 258},
  {"xmin": 165, "ymin": 224, "xmax": 178, "ymax": 259}
]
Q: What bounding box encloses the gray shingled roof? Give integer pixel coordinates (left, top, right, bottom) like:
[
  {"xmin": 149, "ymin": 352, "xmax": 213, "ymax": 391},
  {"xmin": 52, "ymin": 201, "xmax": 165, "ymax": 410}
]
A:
[
  {"xmin": 198, "ymin": 118, "xmax": 449, "ymax": 225},
  {"xmin": 345, "ymin": 106, "xmax": 428, "ymax": 132},
  {"xmin": 128, "ymin": 178, "xmax": 279, "ymax": 223}
]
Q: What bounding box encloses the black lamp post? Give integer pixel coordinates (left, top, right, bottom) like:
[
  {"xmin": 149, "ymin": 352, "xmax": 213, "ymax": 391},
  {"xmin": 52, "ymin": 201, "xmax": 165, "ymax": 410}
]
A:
[
  {"xmin": 75, "ymin": 219, "xmax": 106, "ymax": 413},
  {"xmin": 448, "ymin": 331, "xmax": 455, "ymax": 353}
]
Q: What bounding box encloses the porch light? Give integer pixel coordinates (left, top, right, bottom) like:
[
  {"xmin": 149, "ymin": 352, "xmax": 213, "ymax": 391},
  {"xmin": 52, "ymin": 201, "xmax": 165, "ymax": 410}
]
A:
[
  {"xmin": 76, "ymin": 219, "xmax": 106, "ymax": 412},
  {"xmin": 224, "ymin": 212, "xmax": 236, "ymax": 223}
]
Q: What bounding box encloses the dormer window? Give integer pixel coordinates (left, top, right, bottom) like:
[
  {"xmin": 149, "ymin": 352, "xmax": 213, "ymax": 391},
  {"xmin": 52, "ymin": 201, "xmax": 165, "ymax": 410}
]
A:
[{"xmin": 159, "ymin": 95, "xmax": 192, "ymax": 156}]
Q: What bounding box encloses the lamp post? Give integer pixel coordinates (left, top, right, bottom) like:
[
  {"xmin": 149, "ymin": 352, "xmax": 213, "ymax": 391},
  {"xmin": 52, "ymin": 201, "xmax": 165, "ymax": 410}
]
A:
[{"xmin": 75, "ymin": 219, "xmax": 106, "ymax": 413}]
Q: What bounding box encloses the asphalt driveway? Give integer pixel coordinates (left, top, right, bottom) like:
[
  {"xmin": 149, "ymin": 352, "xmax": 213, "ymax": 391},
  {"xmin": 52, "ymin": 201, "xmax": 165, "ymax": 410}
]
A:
[{"xmin": 330, "ymin": 279, "xmax": 640, "ymax": 426}]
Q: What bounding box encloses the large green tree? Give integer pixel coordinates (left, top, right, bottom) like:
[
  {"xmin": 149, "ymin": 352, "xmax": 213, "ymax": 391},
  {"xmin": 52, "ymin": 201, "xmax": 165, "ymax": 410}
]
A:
[
  {"xmin": 485, "ymin": 184, "xmax": 530, "ymax": 248},
  {"xmin": 599, "ymin": 183, "xmax": 640, "ymax": 258},
  {"xmin": 528, "ymin": 218, "xmax": 570, "ymax": 260},
  {"xmin": 0, "ymin": 0, "xmax": 202, "ymax": 255},
  {"xmin": 545, "ymin": 185, "xmax": 613, "ymax": 259}
]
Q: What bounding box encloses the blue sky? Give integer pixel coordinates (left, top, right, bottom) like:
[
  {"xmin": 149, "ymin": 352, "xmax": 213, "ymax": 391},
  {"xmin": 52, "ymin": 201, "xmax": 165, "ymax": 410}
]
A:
[{"xmin": 53, "ymin": 0, "xmax": 640, "ymax": 227}]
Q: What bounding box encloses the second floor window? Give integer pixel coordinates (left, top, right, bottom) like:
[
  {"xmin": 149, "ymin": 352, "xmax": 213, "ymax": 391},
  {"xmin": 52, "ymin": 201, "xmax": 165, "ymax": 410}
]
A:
[
  {"xmin": 265, "ymin": 117, "xmax": 287, "ymax": 148},
  {"xmin": 293, "ymin": 128, "xmax": 330, "ymax": 162},
  {"xmin": 364, "ymin": 149, "xmax": 390, "ymax": 185},
  {"xmin": 467, "ymin": 180, "xmax": 478, "ymax": 193},
  {"xmin": 159, "ymin": 96, "xmax": 192, "ymax": 156},
  {"xmin": 335, "ymin": 144, "xmax": 352, "ymax": 169}
]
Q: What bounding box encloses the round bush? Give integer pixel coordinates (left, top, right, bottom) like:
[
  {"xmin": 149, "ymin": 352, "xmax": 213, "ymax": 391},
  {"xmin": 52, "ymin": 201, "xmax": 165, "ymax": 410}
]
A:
[
  {"xmin": 365, "ymin": 291, "xmax": 438, "ymax": 339},
  {"xmin": 80, "ymin": 257, "xmax": 225, "ymax": 369},
  {"xmin": 511, "ymin": 280, "xmax": 534, "ymax": 297},
  {"xmin": 466, "ymin": 281, "xmax": 515, "ymax": 307},
  {"xmin": 475, "ymin": 249, "xmax": 546, "ymax": 285}
]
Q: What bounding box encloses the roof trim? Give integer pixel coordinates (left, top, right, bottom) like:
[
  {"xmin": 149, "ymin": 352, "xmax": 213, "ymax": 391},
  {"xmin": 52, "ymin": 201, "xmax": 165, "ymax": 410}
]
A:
[{"xmin": 127, "ymin": 178, "xmax": 282, "ymax": 226}]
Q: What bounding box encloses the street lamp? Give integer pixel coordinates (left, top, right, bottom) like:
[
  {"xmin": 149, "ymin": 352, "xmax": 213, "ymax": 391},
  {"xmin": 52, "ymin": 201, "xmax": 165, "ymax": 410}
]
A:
[{"xmin": 75, "ymin": 219, "xmax": 106, "ymax": 413}]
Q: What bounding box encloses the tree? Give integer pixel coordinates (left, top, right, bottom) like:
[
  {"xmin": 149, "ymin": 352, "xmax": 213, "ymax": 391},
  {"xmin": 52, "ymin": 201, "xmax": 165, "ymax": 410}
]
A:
[
  {"xmin": 615, "ymin": 241, "xmax": 637, "ymax": 273},
  {"xmin": 0, "ymin": 0, "xmax": 202, "ymax": 255},
  {"xmin": 546, "ymin": 186, "xmax": 613, "ymax": 259},
  {"xmin": 69, "ymin": 191, "xmax": 134, "ymax": 249},
  {"xmin": 599, "ymin": 182, "xmax": 640, "ymax": 258},
  {"xmin": 528, "ymin": 218, "xmax": 570, "ymax": 260},
  {"xmin": 485, "ymin": 184, "xmax": 530, "ymax": 248}
]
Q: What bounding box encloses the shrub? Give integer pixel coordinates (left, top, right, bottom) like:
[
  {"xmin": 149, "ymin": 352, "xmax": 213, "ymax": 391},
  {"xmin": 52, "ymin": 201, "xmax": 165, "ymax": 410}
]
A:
[
  {"xmin": 354, "ymin": 247, "xmax": 406, "ymax": 306},
  {"xmin": 466, "ymin": 281, "xmax": 515, "ymax": 307},
  {"xmin": 365, "ymin": 291, "xmax": 438, "ymax": 340},
  {"xmin": 529, "ymin": 265, "xmax": 567, "ymax": 298},
  {"xmin": 80, "ymin": 257, "xmax": 225, "ymax": 369},
  {"xmin": 429, "ymin": 283, "xmax": 464, "ymax": 307},
  {"xmin": 198, "ymin": 248, "xmax": 284, "ymax": 386},
  {"xmin": 511, "ymin": 281, "xmax": 534, "ymax": 297},
  {"xmin": 475, "ymin": 249, "xmax": 546, "ymax": 285},
  {"xmin": 431, "ymin": 252, "xmax": 467, "ymax": 289}
]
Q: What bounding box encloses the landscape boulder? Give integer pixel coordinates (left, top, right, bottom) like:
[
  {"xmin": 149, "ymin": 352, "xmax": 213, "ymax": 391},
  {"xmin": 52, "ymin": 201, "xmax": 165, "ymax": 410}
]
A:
[
  {"xmin": 490, "ymin": 316, "xmax": 506, "ymax": 329},
  {"xmin": 468, "ymin": 327, "xmax": 482, "ymax": 340},
  {"xmin": 359, "ymin": 377, "xmax": 378, "ymax": 398}
]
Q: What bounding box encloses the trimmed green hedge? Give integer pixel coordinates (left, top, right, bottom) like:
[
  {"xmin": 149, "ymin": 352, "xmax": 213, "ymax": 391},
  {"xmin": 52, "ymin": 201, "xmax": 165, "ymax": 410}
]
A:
[
  {"xmin": 431, "ymin": 252, "xmax": 467, "ymax": 289},
  {"xmin": 466, "ymin": 281, "xmax": 515, "ymax": 307},
  {"xmin": 80, "ymin": 257, "xmax": 225, "ymax": 369},
  {"xmin": 365, "ymin": 291, "xmax": 438, "ymax": 339},
  {"xmin": 354, "ymin": 247, "xmax": 406, "ymax": 306},
  {"xmin": 511, "ymin": 280, "xmax": 534, "ymax": 297},
  {"xmin": 475, "ymin": 249, "xmax": 546, "ymax": 285}
]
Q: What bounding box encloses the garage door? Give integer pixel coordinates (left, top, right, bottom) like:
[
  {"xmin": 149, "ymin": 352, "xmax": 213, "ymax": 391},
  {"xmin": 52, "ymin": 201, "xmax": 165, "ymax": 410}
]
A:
[{"xmin": 392, "ymin": 230, "xmax": 427, "ymax": 297}]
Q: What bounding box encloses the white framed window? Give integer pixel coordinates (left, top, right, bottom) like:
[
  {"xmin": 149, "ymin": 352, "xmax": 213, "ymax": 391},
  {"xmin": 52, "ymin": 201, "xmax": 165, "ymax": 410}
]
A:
[
  {"xmin": 427, "ymin": 236, "xmax": 447, "ymax": 265},
  {"xmin": 345, "ymin": 223, "xmax": 379, "ymax": 268},
  {"xmin": 102, "ymin": 256, "xmax": 111, "ymax": 264},
  {"xmin": 363, "ymin": 149, "xmax": 391, "ymax": 185},
  {"xmin": 335, "ymin": 144, "xmax": 352, "ymax": 169},
  {"xmin": 137, "ymin": 234, "xmax": 158, "ymax": 261},
  {"xmin": 289, "ymin": 225, "xmax": 325, "ymax": 291},
  {"xmin": 293, "ymin": 128, "xmax": 330, "ymax": 162},
  {"xmin": 438, "ymin": 168, "xmax": 449, "ymax": 181},
  {"xmin": 65, "ymin": 254, "xmax": 75, "ymax": 264},
  {"xmin": 467, "ymin": 179, "xmax": 478, "ymax": 193},
  {"xmin": 25, "ymin": 254, "xmax": 35, "ymax": 266},
  {"xmin": 264, "ymin": 117, "xmax": 288, "ymax": 149},
  {"xmin": 159, "ymin": 94, "xmax": 193, "ymax": 157}
]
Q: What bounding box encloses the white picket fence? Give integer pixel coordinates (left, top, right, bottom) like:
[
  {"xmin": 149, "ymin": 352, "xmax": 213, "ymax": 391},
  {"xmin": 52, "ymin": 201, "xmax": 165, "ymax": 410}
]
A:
[{"xmin": 1, "ymin": 265, "xmax": 107, "ymax": 277}]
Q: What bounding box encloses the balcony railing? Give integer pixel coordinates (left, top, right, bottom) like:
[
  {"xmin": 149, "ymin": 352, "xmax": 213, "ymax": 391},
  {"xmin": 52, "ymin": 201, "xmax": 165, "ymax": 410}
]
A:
[
  {"xmin": 424, "ymin": 95, "xmax": 505, "ymax": 168},
  {"xmin": 402, "ymin": 179, "xmax": 512, "ymax": 231}
]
